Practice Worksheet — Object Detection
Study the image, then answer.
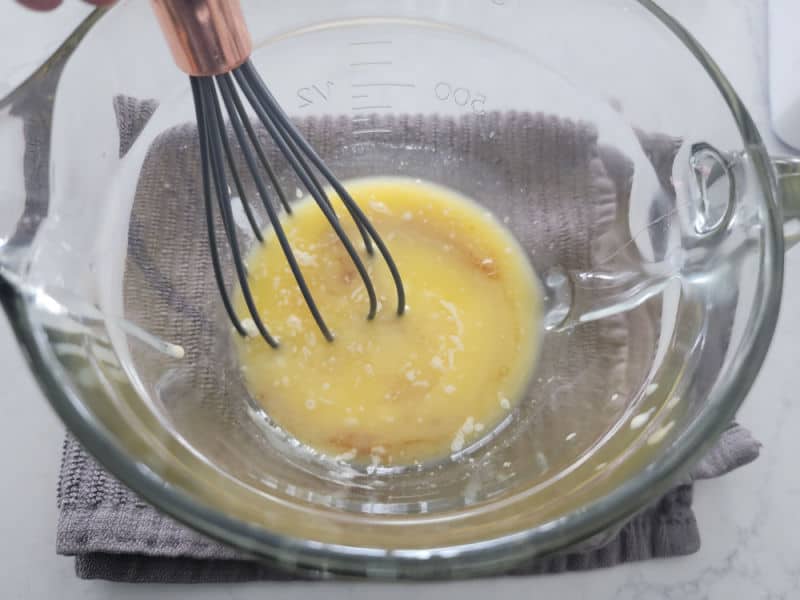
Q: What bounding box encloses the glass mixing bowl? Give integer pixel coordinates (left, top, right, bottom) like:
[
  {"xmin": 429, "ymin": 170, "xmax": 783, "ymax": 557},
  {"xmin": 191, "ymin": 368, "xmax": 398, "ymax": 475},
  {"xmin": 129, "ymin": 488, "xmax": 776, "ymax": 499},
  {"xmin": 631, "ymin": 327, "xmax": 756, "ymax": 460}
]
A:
[{"xmin": 1, "ymin": 0, "xmax": 798, "ymax": 578}]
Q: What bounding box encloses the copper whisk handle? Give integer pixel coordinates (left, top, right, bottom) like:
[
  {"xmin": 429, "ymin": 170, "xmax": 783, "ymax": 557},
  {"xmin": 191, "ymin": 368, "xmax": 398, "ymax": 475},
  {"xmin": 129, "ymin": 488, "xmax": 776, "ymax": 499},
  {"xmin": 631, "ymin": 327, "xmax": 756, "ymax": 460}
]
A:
[{"xmin": 150, "ymin": 0, "xmax": 252, "ymax": 77}]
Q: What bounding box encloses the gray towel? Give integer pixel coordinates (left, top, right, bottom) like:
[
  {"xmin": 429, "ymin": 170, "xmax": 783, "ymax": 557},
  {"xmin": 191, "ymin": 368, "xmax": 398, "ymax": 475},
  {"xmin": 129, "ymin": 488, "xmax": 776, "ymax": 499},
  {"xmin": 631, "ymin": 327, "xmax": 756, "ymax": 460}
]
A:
[{"xmin": 55, "ymin": 97, "xmax": 761, "ymax": 582}]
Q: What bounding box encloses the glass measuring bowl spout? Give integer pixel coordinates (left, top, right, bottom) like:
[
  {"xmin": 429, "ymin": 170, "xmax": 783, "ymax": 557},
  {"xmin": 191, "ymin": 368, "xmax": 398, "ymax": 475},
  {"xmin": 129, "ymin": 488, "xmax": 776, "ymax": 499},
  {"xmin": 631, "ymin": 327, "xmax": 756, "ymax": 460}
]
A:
[
  {"xmin": 0, "ymin": 0, "xmax": 797, "ymax": 578},
  {"xmin": 0, "ymin": 9, "xmax": 106, "ymax": 279}
]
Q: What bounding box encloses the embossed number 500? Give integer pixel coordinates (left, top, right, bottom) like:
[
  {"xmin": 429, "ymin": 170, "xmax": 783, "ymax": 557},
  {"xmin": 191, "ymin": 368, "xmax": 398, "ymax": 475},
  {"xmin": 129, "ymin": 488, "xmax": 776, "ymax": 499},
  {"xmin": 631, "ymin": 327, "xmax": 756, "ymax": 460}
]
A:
[{"xmin": 434, "ymin": 82, "xmax": 487, "ymax": 115}]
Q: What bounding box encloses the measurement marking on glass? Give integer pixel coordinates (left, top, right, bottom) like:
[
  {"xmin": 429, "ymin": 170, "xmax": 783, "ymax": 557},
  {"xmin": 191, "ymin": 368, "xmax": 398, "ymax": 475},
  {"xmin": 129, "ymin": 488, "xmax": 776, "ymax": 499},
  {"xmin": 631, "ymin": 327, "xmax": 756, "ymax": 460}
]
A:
[
  {"xmin": 349, "ymin": 61, "xmax": 393, "ymax": 67},
  {"xmin": 352, "ymin": 104, "xmax": 393, "ymax": 111},
  {"xmin": 296, "ymin": 81, "xmax": 335, "ymax": 108},
  {"xmin": 349, "ymin": 40, "xmax": 393, "ymax": 46},
  {"xmin": 434, "ymin": 81, "xmax": 488, "ymax": 114},
  {"xmin": 351, "ymin": 117, "xmax": 372, "ymax": 123},
  {"xmin": 352, "ymin": 128, "xmax": 393, "ymax": 136},
  {"xmin": 352, "ymin": 93, "xmax": 370, "ymax": 99},
  {"xmin": 311, "ymin": 84, "xmax": 329, "ymax": 99},
  {"xmin": 351, "ymin": 82, "xmax": 416, "ymax": 88}
]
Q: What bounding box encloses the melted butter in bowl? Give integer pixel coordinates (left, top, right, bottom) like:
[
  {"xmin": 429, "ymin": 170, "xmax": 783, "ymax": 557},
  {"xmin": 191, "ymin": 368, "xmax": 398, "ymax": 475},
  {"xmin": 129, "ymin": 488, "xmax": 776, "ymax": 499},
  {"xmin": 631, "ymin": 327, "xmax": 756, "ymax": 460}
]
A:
[{"xmin": 234, "ymin": 177, "xmax": 542, "ymax": 466}]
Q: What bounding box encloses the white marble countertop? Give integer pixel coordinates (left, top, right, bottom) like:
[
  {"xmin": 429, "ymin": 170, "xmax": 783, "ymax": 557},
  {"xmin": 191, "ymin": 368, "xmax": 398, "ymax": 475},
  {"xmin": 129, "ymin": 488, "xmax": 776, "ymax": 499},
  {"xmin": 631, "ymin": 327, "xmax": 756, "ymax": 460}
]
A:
[{"xmin": 1, "ymin": 1, "xmax": 798, "ymax": 598}]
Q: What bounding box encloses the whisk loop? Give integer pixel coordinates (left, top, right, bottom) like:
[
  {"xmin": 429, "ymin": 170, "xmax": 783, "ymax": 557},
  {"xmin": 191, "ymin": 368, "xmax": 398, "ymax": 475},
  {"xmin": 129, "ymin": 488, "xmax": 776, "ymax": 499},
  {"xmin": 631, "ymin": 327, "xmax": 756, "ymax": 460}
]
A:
[
  {"xmin": 189, "ymin": 62, "xmax": 405, "ymax": 347},
  {"xmin": 151, "ymin": 0, "xmax": 404, "ymax": 346}
]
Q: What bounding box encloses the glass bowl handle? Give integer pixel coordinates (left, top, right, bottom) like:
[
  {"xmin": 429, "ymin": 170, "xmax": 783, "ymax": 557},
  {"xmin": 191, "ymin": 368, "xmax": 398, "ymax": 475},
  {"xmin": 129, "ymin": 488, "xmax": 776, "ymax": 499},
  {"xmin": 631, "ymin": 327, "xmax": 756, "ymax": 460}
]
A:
[
  {"xmin": 543, "ymin": 154, "xmax": 800, "ymax": 332},
  {"xmin": 774, "ymin": 156, "xmax": 800, "ymax": 248}
]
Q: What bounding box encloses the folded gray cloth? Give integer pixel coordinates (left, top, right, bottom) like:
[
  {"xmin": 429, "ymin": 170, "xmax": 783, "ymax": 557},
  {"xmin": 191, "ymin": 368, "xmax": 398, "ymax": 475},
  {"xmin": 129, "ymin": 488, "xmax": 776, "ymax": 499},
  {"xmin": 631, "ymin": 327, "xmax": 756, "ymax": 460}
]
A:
[
  {"xmin": 55, "ymin": 97, "xmax": 761, "ymax": 582},
  {"xmin": 58, "ymin": 424, "xmax": 759, "ymax": 582}
]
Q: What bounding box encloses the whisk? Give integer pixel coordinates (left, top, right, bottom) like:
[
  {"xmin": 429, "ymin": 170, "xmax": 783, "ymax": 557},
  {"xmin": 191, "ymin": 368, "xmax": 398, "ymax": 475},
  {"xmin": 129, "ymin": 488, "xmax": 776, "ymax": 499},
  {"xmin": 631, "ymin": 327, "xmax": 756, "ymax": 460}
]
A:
[{"xmin": 150, "ymin": 0, "xmax": 405, "ymax": 348}]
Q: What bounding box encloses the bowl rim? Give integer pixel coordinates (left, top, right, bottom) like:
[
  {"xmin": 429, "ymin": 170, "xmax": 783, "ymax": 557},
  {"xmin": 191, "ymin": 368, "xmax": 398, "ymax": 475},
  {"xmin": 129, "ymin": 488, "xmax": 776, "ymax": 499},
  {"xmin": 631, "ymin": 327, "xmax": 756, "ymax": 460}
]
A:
[{"xmin": 0, "ymin": 0, "xmax": 785, "ymax": 578}]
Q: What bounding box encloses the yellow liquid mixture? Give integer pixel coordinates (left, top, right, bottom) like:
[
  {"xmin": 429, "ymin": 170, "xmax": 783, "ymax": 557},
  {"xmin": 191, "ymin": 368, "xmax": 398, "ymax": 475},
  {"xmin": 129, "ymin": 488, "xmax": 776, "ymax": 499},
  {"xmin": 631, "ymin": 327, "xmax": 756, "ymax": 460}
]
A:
[{"xmin": 234, "ymin": 178, "xmax": 541, "ymax": 465}]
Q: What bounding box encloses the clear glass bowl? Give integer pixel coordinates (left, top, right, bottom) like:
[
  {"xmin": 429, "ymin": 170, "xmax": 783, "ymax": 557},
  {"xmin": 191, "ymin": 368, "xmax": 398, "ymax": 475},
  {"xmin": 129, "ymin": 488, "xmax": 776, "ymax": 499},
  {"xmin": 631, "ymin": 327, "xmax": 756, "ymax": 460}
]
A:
[{"xmin": 0, "ymin": 0, "xmax": 796, "ymax": 578}]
